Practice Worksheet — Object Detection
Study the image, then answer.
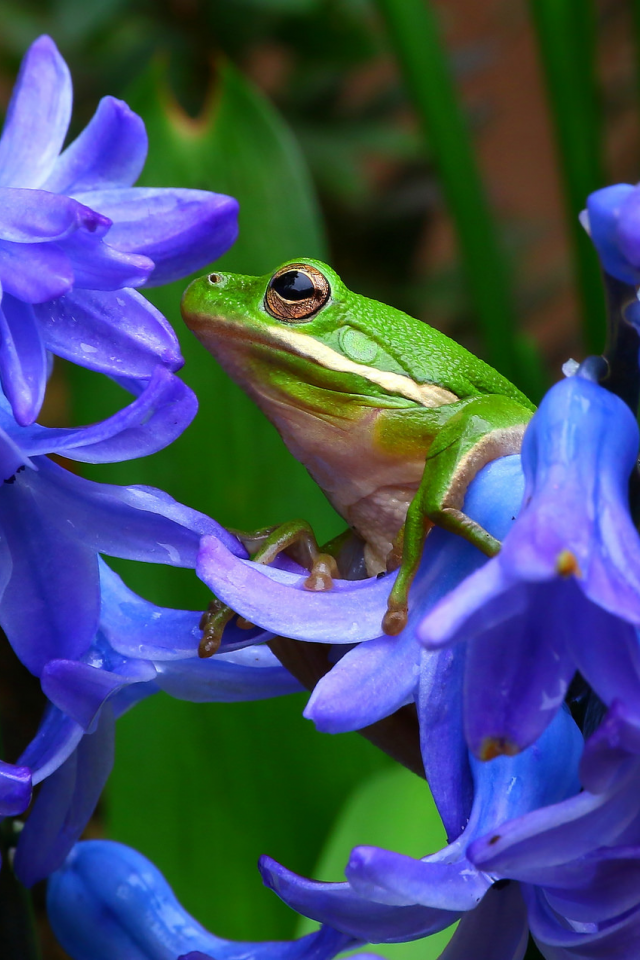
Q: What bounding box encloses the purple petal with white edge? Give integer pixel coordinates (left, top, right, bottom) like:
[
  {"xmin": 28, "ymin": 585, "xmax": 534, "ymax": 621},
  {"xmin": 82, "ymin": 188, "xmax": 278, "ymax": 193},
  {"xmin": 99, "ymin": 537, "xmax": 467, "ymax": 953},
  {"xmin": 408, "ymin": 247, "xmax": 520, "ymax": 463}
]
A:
[
  {"xmin": 525, "ymin": 882, "xmax": 640, "ymax": 956},
  {"xmin": 18, "ymin": 704, "xmax": 84, "ymax": 786},
  {"xmin": 42, "ymin": 659, "xmax": 157, "ymax": 731},
  {"xmin": 35, "ymin": 286, "xmax": 183, "ymax": 377},
  {"xmin": 48, "ymin": 840, "xmax": 355, "ymax": 960},
  {"xmin": 585, "ymin": 184, "xmax": 640, "ymax": 285},
  {"xmin": 0, "ymin": 36, "xmax": 71, "ymax": 189},
  {"xmin": 0, "ymin": 760, "xmax": 32, "ymax": 815},
  {"xmin": 154, "ymin": 648, "xmax": 301, "ymax": 702},
  {"xmin": 59, "ymin": 232, "xmax": 153, "ymax": 290},
  {"xmin": 437, "ymin": 884, "xmax": 528, "ymax": 960},
  {"xmin": 14, "ymin": 706, "xmax": 115, "ymax": 887},
  {"xmin": 0, "ymin": 295, "xmax": 47, "ymax": 425},
  {"xmin": 0, "ymin": 239, "xmax": 73, "ymax": 302},
  {"xmin": 463, "ymin": 581, "xmax": 576, "ymax": 759},
  {"xmin": 13, "ymin": 366, "xmax": 196, "ymax": 462},
  {"xmin": 43, "ymin": 97, "xmax": 147, "ymax": 194},
  {"xmin": 0, "ymin": 474, "xmax": 100, "ymax": 674},
  {"xmin": 345, "ymin": 846, "xmax": 491, "ymax": 910},
  {"xmin": 197, "ymin": 536, "xmax": 397, "ymax": 643},
  {"xmin": 259, "ymin": 856, "xmax": 459, "ymax": 943},
  {"xmin": 74, "ymin": 187, "xmax": 240, "ymax": 285},
  {"xmin": 0, "ymin": 188, "xmax": 110, "ymax": 242},
  {"xmin": 420, "ymin": 646, "xmax": 474, "ymax": 843},
  {"xmin": 0, "ymin": 423, "xmax": 32, "ymax": 482},
  {"xmin": 304, "ymin": 632, "xmax": 416, "ymax": 733},
  {"xmin": 26, "ymin": 457, "xmax": 244, "ymax": 565}
]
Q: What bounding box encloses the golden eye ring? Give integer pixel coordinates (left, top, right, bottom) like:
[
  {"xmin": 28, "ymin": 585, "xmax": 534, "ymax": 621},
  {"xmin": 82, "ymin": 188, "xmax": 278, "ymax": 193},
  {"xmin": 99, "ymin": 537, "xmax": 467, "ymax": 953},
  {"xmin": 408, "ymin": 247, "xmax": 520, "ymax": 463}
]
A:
[{"xmin": 264, "ymin": 263, "xmax": 330, "ymax": 322}]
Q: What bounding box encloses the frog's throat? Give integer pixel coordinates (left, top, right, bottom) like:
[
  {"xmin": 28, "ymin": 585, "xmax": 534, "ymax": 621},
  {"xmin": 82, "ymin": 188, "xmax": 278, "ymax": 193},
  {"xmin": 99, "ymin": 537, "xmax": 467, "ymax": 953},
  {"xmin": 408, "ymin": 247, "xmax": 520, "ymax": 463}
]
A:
[{"xmin": 191, "ymin": 313, "xmax": 459, "ymax": 409}]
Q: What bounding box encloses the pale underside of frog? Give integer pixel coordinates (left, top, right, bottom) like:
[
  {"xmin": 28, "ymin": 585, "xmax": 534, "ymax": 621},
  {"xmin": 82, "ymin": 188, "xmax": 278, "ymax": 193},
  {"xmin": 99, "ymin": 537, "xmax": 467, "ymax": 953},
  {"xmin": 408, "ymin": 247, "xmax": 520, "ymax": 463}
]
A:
[{"xmin": 181, "ymin": 259, "xmax": 534, "ymax": 655}]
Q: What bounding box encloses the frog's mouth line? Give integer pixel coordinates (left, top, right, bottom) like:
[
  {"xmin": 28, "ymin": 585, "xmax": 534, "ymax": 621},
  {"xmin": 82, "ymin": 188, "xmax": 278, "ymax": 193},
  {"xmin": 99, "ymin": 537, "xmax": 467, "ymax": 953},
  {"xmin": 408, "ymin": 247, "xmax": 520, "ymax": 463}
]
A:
[{"xmin": 185, "ymin": 309, "xmax": 460, "ymax": 411}]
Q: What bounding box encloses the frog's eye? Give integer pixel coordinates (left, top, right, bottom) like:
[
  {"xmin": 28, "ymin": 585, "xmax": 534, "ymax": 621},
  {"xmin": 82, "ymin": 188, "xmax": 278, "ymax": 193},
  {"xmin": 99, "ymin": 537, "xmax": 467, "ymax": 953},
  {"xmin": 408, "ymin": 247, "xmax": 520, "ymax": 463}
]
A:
[{"xmin": 265, "ymin": 264, "xmax": 330, "ymax": 321}]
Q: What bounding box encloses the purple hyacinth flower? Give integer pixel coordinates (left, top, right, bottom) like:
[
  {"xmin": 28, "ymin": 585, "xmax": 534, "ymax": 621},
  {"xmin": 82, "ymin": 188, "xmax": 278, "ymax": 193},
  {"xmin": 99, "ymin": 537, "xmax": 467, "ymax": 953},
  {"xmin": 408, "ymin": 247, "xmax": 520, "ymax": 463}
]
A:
[
  {"xmin": 258, "ymin": 706, "xmax": 582, "ymax": 953},
  {"xmin": 0, "ymin": 371, "xmax": 248, "ymax": 676},
  {"xmin": 0, "ymin": 35, "xmax": 238, "ymax": 424},
  {"xmin": 197, "ymin": 455, "xmax": 525, "ymax": 737},
  {"xmin": 47, "ymin": 840, "xmax": 356, "ymax": 960},
  {"xmin": 418, "ymin": 372, "xmax": 640, "ymax": 761}
]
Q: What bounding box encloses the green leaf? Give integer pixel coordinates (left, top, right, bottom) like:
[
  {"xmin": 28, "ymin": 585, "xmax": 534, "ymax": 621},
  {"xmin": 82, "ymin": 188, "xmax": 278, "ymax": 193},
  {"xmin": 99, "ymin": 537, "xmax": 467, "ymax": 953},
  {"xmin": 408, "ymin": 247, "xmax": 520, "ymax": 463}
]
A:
[
  {"xmin": 295, "ymin": 764, "xmax": 456, "ymax": 958},
  {"xmin": 528, "ymin": 0, "xmax": 606, "ymax": 355}
]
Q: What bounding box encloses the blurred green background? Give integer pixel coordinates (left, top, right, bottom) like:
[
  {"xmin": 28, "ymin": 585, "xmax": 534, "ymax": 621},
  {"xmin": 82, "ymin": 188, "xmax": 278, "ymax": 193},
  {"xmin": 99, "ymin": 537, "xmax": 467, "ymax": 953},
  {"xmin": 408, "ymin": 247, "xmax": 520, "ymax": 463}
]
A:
[{"xmin": 1, "ymin": 0, "xmax": 639, "ymax": 957}]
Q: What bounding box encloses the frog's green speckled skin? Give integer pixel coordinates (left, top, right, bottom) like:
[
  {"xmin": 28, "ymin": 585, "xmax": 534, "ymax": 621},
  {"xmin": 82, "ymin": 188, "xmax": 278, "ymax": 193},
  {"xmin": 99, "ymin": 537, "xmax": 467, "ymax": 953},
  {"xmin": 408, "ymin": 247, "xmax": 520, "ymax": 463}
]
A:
[{"xmin": 182, "ymin": 259, "xmax": 534, "ymax": 630}]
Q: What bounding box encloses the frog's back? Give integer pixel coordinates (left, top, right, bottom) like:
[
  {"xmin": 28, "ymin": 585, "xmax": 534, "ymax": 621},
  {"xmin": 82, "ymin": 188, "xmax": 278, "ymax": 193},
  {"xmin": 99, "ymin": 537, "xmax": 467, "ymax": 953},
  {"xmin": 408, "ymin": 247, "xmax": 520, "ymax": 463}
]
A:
[{"xmin": 343, "ymin": 292, "xmax": 535, "ymax": 410}]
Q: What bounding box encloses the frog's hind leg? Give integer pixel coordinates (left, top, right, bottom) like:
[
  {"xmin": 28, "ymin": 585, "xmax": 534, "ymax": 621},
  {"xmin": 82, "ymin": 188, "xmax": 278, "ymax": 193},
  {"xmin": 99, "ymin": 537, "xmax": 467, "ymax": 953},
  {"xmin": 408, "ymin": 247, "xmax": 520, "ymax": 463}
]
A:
[{"xmin": 382, "ymin": 395, "xmax": 531, "ymax": 636}]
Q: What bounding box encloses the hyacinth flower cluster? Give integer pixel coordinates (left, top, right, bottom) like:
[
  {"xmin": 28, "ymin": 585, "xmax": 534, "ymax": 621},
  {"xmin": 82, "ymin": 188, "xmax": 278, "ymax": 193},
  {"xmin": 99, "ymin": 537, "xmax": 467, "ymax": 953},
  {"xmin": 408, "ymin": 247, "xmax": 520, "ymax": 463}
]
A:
[
  {"xmin": 7, "ymin": 29, "xmax": 640, "ymax": 960},
  {"xmin": 0, "ymin": 33, "xmax": 306, "ymax": 895},
  {"xmin": 46, "ymin": 182, "xmax": 640, "ymax": 960}
]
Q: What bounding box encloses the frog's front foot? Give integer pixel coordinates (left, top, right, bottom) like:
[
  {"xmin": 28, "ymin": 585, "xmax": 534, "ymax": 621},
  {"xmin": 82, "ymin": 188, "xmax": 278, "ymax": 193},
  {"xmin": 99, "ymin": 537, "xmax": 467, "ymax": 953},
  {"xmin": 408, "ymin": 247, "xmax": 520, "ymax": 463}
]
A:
[
  {"xmin": 198, "ymin": 599, "xmax": 235, "ymax": 658},
  {"xmin": 303, "ymin": 553, "xmax": 339, "ymax": 592}
]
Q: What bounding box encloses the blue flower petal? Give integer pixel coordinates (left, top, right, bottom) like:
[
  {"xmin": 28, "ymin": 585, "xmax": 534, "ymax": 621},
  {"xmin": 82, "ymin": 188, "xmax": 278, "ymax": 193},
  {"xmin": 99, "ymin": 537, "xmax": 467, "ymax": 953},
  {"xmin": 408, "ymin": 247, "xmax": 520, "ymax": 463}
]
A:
[
  {"xmin": 197, "ymin": 536, "xmax": 396, "ymax": 643},
  {"xmin": 35, "ymin": 286, "xmax": 183, "ymax": 378},
  {"xmin": 26, "ymin": 458, "xmax": 243, "ymax": 566},
  {"xmin": 59, "ymin": 232, "xmax": 153, "ymax": 290},
  {"xmin": 12, "ymin": 366, "xmax": 197, "ymax": 463},
  {"xmin": 0, "ymin": 188, "xmax": 110, "ymax": 242},
  {"xmin": 48, "ymin": 840, "xmax": 355, "ymax": 960},
  {"xmin": 462, "ymin": 581, "xmax": 576, "ymax": 759},
  {"xmin": 42, "ymin": 96, "xmax": 148, "ymax": 194},
  {"xmin": 0, "ymin": 473, "xmax": 100, "ymax": 674},
  {"xmin": 259, "ymin": 856, "xmax": 459, "ymax": 943},
  {"xmin": 585, "ymin": 184, "xmax": 640, "ymax": 284},
  {"xmin": 75, "ymin": 187, "xmax": 240, "ymax": 285},
  {"xmin": 14, "ymin": 706, "xmax": 114, "ymax": 887},
  {"xmin": 0, "ymin": 36, "xmax": 71, "ymax": 189},
  {"xmin": 18, "ymin": 703, "xmax": 84, "ymax": 785},
  {"xmin": 418, "ymin": 645, "xmax": 473, "ymax": 843},
  {"xmin": 155, "ymin": 648, "xmax": 302, "ymax": 702},
  {"xmin": 525, "ymin": 882, "xmax": 640, "ymax": 955},
  {"xmin": 0, "ymin": 294, "xmax": 47, "ymax": 425},
  {"xmin": 42, "ymin": 658, "xmax": 157, "ymax": 731},
  {"xmin": 0, "ymin": 760, "xmax": 32, "ymax": 816},
  {"xmin": 0, "ymin": 239, "xmax": 73, "ymax": 302},
  {"xmin": 304, "ymin": 633, "xmax": 417, "ymax": 733}
]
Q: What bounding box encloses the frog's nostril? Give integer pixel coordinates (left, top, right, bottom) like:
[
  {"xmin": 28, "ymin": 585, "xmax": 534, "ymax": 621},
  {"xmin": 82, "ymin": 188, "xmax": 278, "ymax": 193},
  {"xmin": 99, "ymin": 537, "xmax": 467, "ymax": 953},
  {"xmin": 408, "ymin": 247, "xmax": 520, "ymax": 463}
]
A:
[{"xmin": 208, "ymin": 273, "xmax": 222, "ymax": 284}]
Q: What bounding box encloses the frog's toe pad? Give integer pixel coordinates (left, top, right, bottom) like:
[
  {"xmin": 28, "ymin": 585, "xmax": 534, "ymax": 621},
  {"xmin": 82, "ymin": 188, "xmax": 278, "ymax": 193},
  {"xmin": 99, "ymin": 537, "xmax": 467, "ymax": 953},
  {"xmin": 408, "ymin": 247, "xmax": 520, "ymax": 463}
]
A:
[
  {"xmin": 303, "ymin": 553, "xmax": 339, "ymax": 592},
  {"xmin": 382, "ymin": 604, "xmax": 408, "ymax": 636}
]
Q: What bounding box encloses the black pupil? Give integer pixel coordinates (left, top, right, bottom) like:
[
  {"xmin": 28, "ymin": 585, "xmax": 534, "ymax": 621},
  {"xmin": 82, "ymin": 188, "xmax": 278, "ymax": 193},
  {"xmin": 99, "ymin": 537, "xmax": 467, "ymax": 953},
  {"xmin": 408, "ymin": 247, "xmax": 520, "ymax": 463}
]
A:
[{"xmin": 271, "ymin": 270, "xmax": 316, "ymax": 301}]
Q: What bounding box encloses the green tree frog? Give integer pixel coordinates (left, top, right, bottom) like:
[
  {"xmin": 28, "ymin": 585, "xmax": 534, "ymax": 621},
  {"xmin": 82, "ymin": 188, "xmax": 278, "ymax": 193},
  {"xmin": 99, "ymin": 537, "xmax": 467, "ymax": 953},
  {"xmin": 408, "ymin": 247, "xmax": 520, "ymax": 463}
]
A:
[{"xmin": 181, "ymin": 259, "xmax": 535, "ymax": 653}]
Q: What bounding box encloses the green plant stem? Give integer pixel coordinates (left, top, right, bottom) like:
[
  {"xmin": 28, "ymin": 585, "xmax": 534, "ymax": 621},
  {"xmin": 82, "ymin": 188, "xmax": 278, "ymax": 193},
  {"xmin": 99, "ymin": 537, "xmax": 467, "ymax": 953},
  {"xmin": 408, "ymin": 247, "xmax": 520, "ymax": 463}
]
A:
[
  {"xmin": 528, "ymin": 0, "xmax": 606, "ymax": 354},
  {"xmin": 375, "ymin": 0, "xmax": 521, "ymax": 382}
]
